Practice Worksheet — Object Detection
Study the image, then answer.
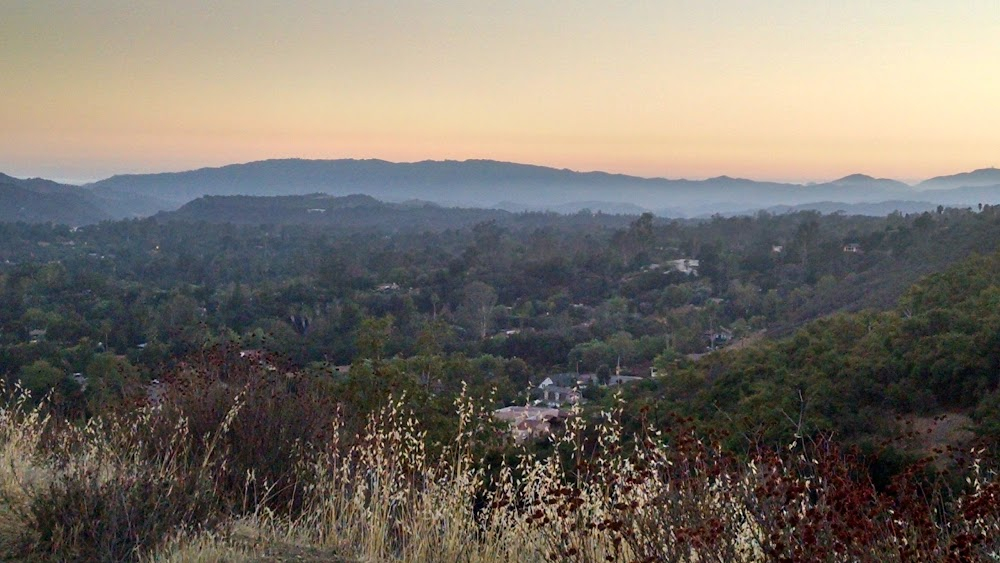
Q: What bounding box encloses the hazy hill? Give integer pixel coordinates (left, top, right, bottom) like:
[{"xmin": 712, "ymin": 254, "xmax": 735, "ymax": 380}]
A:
[
  {"xmin": 739, "ymin": 200, "xmax": 939, "ymax": 217},
  {"xmin": 7, "ymin": 160, "xmax": 1000, "ymax": 225},
  {"xmin": 86, "ymin": 159, "xmax": 920, "ymax": 218},
  {"xmin": 492, "ymin": 200, "xmax": 650, "ymax": 215},
  {"xmin": 916, "ymin": 167, "xmax": 1000, "ymax": 190},
  {"xmin": 0, "ymin": 173, "xmax": 110, "ymax": 226},
  {"xmin": 160, "ymin": 193, "xmax": 513, "ymax": 231},
  {"xmin": 810, "ymin": 173, "xmax": 911, "ymax": 196},
  {"xmin": 918, "ymin": 184, "xmax": 1000, "ymax": 207},
  {"xmin": 157, "ymin": 193, "xmax": 651, "ymax": 232}
]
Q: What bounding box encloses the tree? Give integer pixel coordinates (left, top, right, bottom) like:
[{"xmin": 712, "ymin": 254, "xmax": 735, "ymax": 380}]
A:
[
  {"xmin": 415, "ymin": 318, "xmax": 453, "ymax": 357},
  {"xmin": 793, "ymin": 218, "xmax": 820, "ymax": 264},
  {"xmin": 154, "ymin": 293, "xmax": 207, "ymax": 352},
  {"xmin": 614, "ymin": 212, "xmax": 656, "ymax": 265},
  {"xmin": 355, "ymin": 315, "xmax": 394, "ymax": 362},
  {"xmin": 84, "ymin": 352, "xmax": 140, "ymax": 410},
  {"xmin": 458, "ymin": 281, "xmax": 497, "ymax": 340},
  {"xmin": 596, "ymin": 364, "xmax": 611, "ymax": 386},
  {"xmin": 18, "ymin": 359, "xmax": 64, "ymax": 397}
]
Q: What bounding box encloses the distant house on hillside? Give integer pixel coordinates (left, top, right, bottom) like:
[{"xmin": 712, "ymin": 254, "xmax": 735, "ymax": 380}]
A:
[
  {"xmin": 539, "ymin": 372, "xmax": 599, "ymax": 390},
  {"xmin": 239, "ymin": 349, "xmax": 266, "ymax": 361},
  {"xmin": 146, "ymin": 379, "xmax": 166, "ymax": 405},
  {"xmin": 493, "ymin": 406, "xmax": 567, "ymax": 442},
  {"xmin": 843, "ymin": 243, "xmax": 862, "ymax": 253},
  {"xmin": 705, "ymin": 328, "xmax": 734, "ymax": 349},
  {"xmin": 667, "ymin": 259, "xmax": 700, "ymax": 275},
  {"xmin": 71, "ymin": 372, "xmax": 88, "ymax": 391},
  {"xmin": 538, "ymin": 373, "xmax": 576, "ymax": 389},
  {"xmin": 542, "ymin": 386, "xmax": 581, "ymax": 407}
]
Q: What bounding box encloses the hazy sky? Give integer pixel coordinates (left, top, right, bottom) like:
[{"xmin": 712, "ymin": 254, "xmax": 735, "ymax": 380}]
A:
[{"xmin": 2, "ymin": 1, "xmax": 998, "ymax": 183}]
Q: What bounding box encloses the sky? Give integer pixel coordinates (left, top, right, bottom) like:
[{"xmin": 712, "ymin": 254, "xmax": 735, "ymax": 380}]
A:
[{"xmin": 2, "ymin": 1, "xmax": 999, "ymax": 184}]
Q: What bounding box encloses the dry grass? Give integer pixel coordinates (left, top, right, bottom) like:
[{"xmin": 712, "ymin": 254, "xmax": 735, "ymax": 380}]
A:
[{"xmin": 2, "ymin": 370, "xmax": 1000, "ymax": 562}]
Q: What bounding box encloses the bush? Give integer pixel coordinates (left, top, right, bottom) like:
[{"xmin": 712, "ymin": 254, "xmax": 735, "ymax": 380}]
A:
[
  {"xmin": 26, "ymin": 461, "xmax": 219, "ymax": 562},
  {"xmin": 152, "ymin": 345, "xmax": 345, "ymax": 513}
]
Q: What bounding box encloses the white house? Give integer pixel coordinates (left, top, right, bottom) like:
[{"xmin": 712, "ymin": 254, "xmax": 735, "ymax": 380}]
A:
[{"xmin": 667, "ymin": 259, "xmax": 700, "ymax": 275}]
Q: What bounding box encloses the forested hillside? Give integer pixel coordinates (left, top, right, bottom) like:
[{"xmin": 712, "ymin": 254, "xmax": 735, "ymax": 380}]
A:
[
  {"xmin": 2, "ymin": 204, "xmax": 1000, "ymax": 415},
  {"xmin": 628, "ymin": 251, "xmax": 1000, "ymax": 449},
  {"xmin": 0, "ymin": 175, "xmax": 109, "ymax": 226}
]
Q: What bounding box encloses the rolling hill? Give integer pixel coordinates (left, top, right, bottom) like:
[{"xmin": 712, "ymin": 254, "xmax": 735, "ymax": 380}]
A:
[
  {"xmin": 0, "ymin": 173, "xmax": 110, "ymax": 226},
  {"xmin": 85, "ymin": 159, "xmax": 919, "ymax": 218},
  {"xmin": 5, "ymin": 160, "xmax": 1000, "ymax": 226}
]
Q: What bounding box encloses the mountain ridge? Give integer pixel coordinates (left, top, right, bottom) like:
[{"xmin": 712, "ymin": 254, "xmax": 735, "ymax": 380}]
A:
[
  {"xmin": 916, "ymin": 167, "xmax": 1000, "ymax": 191},
  {"xmin": 0, "ymin": 178, "xmax": 110, "ymax": 226},
  {"xmin": 5, "ymin": 159, "xmax": 1000, "ymax": 225}
]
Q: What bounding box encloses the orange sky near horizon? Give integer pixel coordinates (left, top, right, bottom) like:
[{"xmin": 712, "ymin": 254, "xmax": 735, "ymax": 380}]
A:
[{"xmin": 2, "ymin": 1, "xmax": 999, "ymax": 184}]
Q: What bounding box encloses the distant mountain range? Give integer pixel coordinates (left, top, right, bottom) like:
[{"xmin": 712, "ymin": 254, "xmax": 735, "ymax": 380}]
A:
[
  {"xmin": 915, "ymin": 167, "xmax": 1000, "ymax": 191},
  {"xmin": 733, "ymin": 200, "xmax": 940, "ymax": 218},
  {"xmin": 2, "ymin": 159, "xmax": 1000, "ymax": 225}
]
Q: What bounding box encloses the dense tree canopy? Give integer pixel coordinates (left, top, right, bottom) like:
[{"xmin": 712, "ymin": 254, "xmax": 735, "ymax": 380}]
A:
[{"xmin": 4, "ymin": 204, "xmax": 1000, "ymax": 444}]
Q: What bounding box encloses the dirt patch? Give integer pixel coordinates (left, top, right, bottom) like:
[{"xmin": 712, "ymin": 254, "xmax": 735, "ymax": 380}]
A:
[
  {"xmin": 899, "ymin": 413, "xmax": 976, "ymax": 468},
  {"xmin": 722, "ymin": 330, "xmax": 767, "ymax": 352}
]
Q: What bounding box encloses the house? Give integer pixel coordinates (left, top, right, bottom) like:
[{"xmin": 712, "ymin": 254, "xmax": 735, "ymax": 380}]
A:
[
  {"xmin": 239, "ymin": 349, "xmax": 278, "ymax": 371},
  {"xmin": 71, "ymin": 372, "xmax": 88, "ymax": 391},
  {"xmin": 493, "ymin": 328, "xmax": 522, "ymax": 338},
  {"xmin": 667, "ymin": 259, "xmax": 700, "ymax": 275},
  {"xmin": 28, "ymin": 329, "xmax": 46, "ymax": 343},
  {"xmin": 375, "ymin": 283, "xmax": 400, "ymax": 293},
  {"xmin": 772, "ymin": 245, "xmax": 784, "ymax": 253},
  {"xmin": 542, "ymin": 386, "xmax": 581, "ymax": 407},
  {"xmin": 239, "ymin": 349, "xmax": 266, "ymax": 361},
  {"xmin": 538, "ymin": 373, "xmax": 577, "ymax": 389},
  {"xmin": 704, "ymin": 328, "xmax": 734, "ymax": 349},
  {"xmin": 494, "ymin": 406, "xmax": 562, "ymax": 423},
  {"xmin": 146, "ymin": 379, "xmax": 166, "ymax": 405},
  {"xmin": 493, "ymin": 406, "xmax": 566, "ymax": 442},
  {"xmin": 843, "ymin": 243, "xmax": 862, "ymax": 253}
]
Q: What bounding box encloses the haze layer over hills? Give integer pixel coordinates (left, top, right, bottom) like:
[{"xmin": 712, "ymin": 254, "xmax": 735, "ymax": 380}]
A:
[{"xmin": 4, "ymin": 159, "xmax": 1000, "ymax": 225}]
